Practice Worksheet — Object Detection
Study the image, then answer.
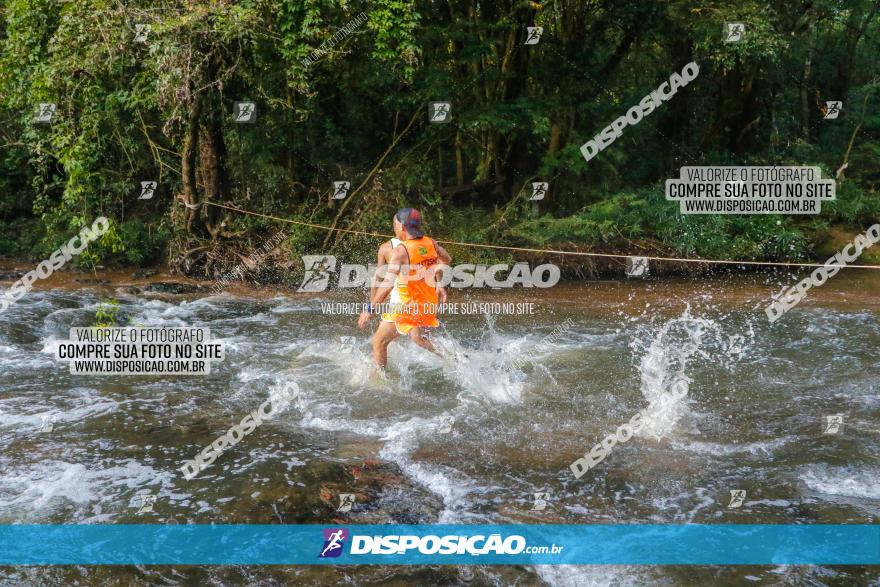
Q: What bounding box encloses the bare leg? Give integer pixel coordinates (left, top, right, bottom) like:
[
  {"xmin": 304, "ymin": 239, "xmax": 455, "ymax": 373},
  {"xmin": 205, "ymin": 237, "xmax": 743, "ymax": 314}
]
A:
[
  {"xmin": 409, "ymin": 327, "xmax": 441, "ymax": 357},
  {"xmin": 372, "ymin": 320, "xmax": 400, "ymax": 368}
]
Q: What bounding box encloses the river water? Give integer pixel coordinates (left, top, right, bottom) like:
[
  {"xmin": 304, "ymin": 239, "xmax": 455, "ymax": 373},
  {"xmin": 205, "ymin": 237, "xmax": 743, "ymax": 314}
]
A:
[{"xmin": 0, "ymin": 269, "xmax": 878, "ymax": 585}]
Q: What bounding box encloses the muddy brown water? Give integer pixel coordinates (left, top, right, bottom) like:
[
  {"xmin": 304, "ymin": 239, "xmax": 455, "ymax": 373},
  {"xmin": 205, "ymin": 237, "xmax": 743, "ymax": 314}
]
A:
[{"xmin": 0, "ymin": 264, "xmax": 878, "ymax": 585}]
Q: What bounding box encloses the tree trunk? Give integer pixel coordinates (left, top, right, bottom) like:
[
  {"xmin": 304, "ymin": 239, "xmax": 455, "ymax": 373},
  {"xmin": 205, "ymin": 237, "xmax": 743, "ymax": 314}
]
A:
[
  {"xmin": 833, "ymin": 4, "xmax": 877, "ymax": 101},
  {"xmin": 800, "ymin": 29, "xmax": 814, "ymax": 141},
  {"xmin": 455, "ymin": 130, "xmax": 464, "ymax": 186},
  {"xmin": 181, "ymin": 98, "xmax": 202, "ymax": 235},
  {"xmin": 198, "ymin": 69, "xmax": 229, "ymax": 241},
  {"xmin": 437, "ymin": 145, "xmax": 443, "ymax": 187},
  {"xmin": 548, "ymin": 120, "xmax": 563, "ymax": 155}
]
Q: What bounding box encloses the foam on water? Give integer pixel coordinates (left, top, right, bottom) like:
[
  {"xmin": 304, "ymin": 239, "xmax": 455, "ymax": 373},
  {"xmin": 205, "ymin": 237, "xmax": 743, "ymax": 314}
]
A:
[
  {"xmin": 298, "ymin": 336, "xmax": 379, "ymax": 389},
  {"xmin": 0, "ymin": 461, "xmax": 96, "ymax": 517},
  {"xmin": 2, "ymin": 286, "xmax": 877, "ymax": 584},
  {"xmin": 647, "ymin": 487, "xmax": 717, "ymax": 523},
  {"xmin": 282, "ymin": 350, "xmax": 481, "ymax": 519},
  {"xmin": 533, "ymin": 564, "xmax": 647, "ymax": 587},
  {"xmin": 131, "ymin": 299, "xmax": 195, "ymax": 327},
  {"xmin": 377, "ymin": 414, "xmax": 481, "ymax": 522},
  {"xmin": 799, "ymin": 465, "xmax": 880, "ymax": 500},
  {"xmin": 671, "ymin": 436, "xmax": 792, "ymax": 457},
  {"xmin": 0, "ymin": 458, "xmax": 173, "ymax": 523},
  {"xmin": 0, "ymin": 342, "xmax": 55, "ymax": 370},
  {"xmin": 0, "ymin": 395, "xmax": 117, "ymax": 433},
  {"xmin": 282, "ymin": 315, "xmax": 572, "ymax": 520}
]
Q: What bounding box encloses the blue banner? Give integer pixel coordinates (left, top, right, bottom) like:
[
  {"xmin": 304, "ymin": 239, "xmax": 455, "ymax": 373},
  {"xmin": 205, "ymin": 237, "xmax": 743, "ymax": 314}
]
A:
[{"xmin": 0, "ymin": 524, "xmax": 877, "ymax": 565}]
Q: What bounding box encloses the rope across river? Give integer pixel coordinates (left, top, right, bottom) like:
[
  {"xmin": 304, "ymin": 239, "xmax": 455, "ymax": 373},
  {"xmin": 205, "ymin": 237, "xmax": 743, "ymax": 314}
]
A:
[{"xmin": 202, "ymin": 201, "xmax": 880, "ymax": 270}]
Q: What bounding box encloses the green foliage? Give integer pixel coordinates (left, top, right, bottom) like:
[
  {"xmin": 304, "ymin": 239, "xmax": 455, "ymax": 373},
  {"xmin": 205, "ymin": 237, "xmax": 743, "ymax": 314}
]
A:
[
  {"xmin": 510, "ymin": 187, "xmax": 816, "ymax": 262},
  {"xmin": 0, "ymin": 219, "xmax": 44, "ymax": 256},
  {"xmin": 78, "ymin": 219, "xmax": 170, "ymax": 267},
  {"xmin": 93, "ymin": 298, "xmax": 121, "ymax": 327},
  {"xmin": 0, "ymin": 0, "xmax": 877, "ymax": 272},
  {"xmin": 822, "ymin": 181, "xmax": 880, "ymax": 225},
  {"xmin": 365, "ymin": 0, "xmax": 421, "ymax": 80}
]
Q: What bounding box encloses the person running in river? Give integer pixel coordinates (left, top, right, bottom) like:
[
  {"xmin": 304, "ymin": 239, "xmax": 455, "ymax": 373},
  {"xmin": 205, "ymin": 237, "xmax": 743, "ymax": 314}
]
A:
[{"xmin": 358, "ymin": 208, "xmax": 452, "ymax": 369}]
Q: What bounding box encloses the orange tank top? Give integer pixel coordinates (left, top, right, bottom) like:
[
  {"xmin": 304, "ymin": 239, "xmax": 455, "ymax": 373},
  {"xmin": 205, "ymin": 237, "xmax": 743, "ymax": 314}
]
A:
[{"xmin": 396, "ymin": 236, "xmax": 439, "ymax": 307}]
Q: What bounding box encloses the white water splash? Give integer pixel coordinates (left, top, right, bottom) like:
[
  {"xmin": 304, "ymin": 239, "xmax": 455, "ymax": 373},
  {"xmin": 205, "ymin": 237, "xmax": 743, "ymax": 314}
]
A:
[
  {"xmin": 635, "ymin": 307, "xmax": 716, "ymax": 439},
  {"xmin": 434, "ymin": 333, "xmax": 525, "ymax": 404},
  {"xmin": 800, "ymin": 465, "xmax": 880, "ymax": 500},
  {"xmin": 533, "ymin": 564, "xmax": 647, "ymax": 587}
]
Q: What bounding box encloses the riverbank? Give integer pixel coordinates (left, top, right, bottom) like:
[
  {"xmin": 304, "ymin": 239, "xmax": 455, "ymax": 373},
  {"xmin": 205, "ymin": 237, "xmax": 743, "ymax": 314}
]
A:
[
  {"xmin": 0, "ymin": 238, "xmax": 878, "ymax": 311},
  {"xmin": 2, "ymin": 256, "xmax": 880, "ymax": 328}
]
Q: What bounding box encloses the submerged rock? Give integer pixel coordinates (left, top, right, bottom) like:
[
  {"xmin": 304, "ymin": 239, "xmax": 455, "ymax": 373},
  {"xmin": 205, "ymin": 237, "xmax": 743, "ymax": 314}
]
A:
[
  {"xmin": 131, "ymin": 269, "xmax": 159, "ymax": 279},
  {"xmin": 0, "ymin": 269, "xmax": 27, "ymax": 281},
  {"xmin": 141, "ymin": 282, "xmax": 206, "ymax": 295},
  {"xmin": 114, "ymin": 286, "xmax": 143, "ymax": 297}
]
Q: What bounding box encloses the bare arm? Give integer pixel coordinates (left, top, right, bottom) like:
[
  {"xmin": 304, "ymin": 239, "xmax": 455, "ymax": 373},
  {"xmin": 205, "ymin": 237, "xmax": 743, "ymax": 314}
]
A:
[
  {"xmin": 372, "ymin": 245, "xmax": 407, "ymax": 305},
  {"xmin": 430, "ymin": 239, "xmax": 451, "ymax": 303},
  {"xmin": 359, "ymin": 241, "xmax": 392, "ymax": 329},
  {"xmin": 370, "ymin": 242, "xmax": 392, "ymax": 302},
  {"xmin": 433, "ymin": 240, "xmax": 452, "ymax": 264}
]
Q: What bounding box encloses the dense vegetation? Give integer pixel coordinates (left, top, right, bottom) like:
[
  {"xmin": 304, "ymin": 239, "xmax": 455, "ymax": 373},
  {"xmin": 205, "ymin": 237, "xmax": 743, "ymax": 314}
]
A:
[{"xmin": 1, "ymin": 0, "xmax": 878, "ymax": 279}]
